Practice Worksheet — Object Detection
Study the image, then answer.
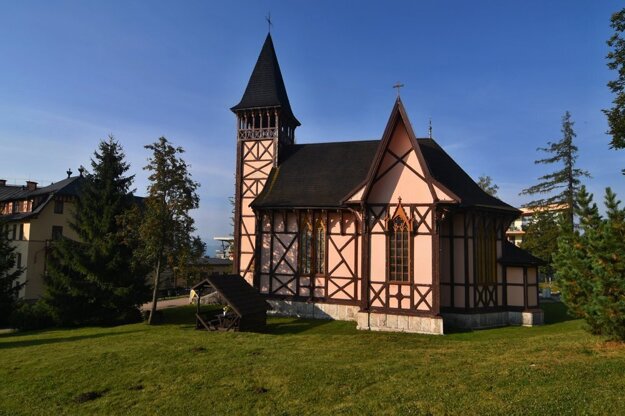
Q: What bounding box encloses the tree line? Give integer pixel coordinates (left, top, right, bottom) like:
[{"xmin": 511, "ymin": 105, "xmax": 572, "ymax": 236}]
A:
[
  {"xmin": 1, "ymin": 136, "xmax": 203, "ymax": 329},
  {"xmin": 475, "ymin": 7, "xmax": 625, "ymax": 341}
]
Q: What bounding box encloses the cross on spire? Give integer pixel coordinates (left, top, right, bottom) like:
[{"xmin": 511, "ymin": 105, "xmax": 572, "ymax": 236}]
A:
[
  {"xmin": 393, "ymin": 82, "xmax": 404, "ymax": 98},
  {"xmin": 428, "ymin": 118, "xmax": 432, "ymax": 139},
  {"xmin": 266, "ymin": 12, "xmax": 273, "ymax": 33}
]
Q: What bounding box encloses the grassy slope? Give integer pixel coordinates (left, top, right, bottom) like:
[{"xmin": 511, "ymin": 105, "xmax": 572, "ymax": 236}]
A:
[{"xmin": 1, "ymin": 304, "xmax": 624, "ymax": 416}]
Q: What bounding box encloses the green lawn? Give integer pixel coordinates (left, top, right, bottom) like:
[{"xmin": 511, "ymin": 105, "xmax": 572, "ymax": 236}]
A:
[{"xmin": 1, "ymin": 304, "xmax": 624, "ymax": 416}]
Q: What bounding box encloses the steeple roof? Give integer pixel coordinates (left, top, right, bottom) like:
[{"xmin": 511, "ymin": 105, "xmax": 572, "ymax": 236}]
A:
[{"xmin": 231, "ymin": 34, "xmax": 300, "ymax": 125}]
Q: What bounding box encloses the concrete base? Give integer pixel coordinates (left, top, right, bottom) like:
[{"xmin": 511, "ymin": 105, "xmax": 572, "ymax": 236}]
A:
[
  {"xmin": 267, "ymin": 300, "xmax": 443, "ymax": 335},
  {"xmin": 442, "ymin": 309, "xmax": 544, "ymax": 329},
  {"xmin": 267, "ymin": 300, "xmax": 543, "ymax": 334},
  {"xmin": 267, "ymin": 300, "xmax": 360, "ymax": 321},
  {"xmin": 356, "ymin": 311, "xmax": 444, "ymax": 335}
]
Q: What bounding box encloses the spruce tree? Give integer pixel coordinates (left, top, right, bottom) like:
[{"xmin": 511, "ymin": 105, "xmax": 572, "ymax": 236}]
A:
[
  {"xmin": 0, "ymin": 221, "xmax": 24, "ymax": 326},
  {"xmin": 520, "ymin": 111, "xmax": 590, "ymax": 230},
  {"xmin": 604, "ymin": 8, "xmax": 625, "ymax": 168},
  {"xmin": 45, "ymin": 137, "xmax": 150, "ymax": 325}
]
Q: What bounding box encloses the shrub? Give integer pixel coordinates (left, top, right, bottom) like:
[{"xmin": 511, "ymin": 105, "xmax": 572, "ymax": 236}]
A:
[{"xmin": 9, "ymin": 301, "xmax": 55, "ymax": 331}]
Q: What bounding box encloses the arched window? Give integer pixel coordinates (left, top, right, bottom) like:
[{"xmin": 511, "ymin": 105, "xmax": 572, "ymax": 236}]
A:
[
  {"xmin": 299, "ymin": 214, "xmax": 326, "ymax": 275},
  {"xmin": 314, "ymin": 220, "xmax": 325, "ymax": 274},
  {"xmin": 388, "ymin": 202, "xmax": 411, "ymax": 282},
  {"xmin": 299, "ymin": 218, "xmax": 312, "ymax": 275}
]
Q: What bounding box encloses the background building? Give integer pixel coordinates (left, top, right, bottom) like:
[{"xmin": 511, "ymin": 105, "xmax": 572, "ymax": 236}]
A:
[
  {"xmin": 506, "ymin": 205, "xmax": 568, "ymax": 247},
  {"xmin": 0, "ymin": 174, "xmax": 83, "ymax": 300}
]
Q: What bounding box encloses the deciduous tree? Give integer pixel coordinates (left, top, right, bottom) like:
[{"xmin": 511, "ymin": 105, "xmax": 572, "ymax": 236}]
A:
[
  {"xmin": 140, "ymin": 137, "xmax": 200, "ymax": 325},
  {"xmin": 520, "ymin": 210, "xmax": 562, "ymax": 278},
  {"xmin": 477, "ymin": 175, "xmax": 499, "ymax": 197}
]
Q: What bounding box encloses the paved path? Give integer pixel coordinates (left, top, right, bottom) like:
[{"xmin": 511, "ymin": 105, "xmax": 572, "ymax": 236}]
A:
[{"xmin": 142, "ymin": 296, "xmax": 190, "ymax": 311}]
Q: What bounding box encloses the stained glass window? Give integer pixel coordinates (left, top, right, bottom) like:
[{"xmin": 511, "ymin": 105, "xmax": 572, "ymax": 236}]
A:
[
  {"xmin": 389, "ymin": 210, "xmax": 410, "ymax": 282},
  {"xmin": 299, "ymin": 215, "xmax": 326, "ymax": 275}
]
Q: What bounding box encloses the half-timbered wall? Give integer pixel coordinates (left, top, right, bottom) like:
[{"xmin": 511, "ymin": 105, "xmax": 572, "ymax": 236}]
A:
[
  {"xmin": 365, "ymin": 117, "xmax": 444, "ymax": 316},
  {"xmin": 236, "ymin": 137, "xmax": 275, "ymax": 284},
  {"xmin": 439, "ymin": 210, "xmax": 511, "ymax": 311},
  {"xmin": 504, "ymin": 266, "xmax": 539, "ymax": 310},
  {"xmin": 256, "ymin": 210, "xmax": 362, "ymax": 305}
]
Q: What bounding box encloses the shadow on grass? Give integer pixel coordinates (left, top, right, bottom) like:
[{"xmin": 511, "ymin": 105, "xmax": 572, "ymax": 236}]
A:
[
  {"xmin": 159, "ymin": 304, "xmax": 223, "ymax": 326},
  {"xmin": 0, "ymin": 329, "xmax": 145, "ymax": 350},
  {"xmin": 264, "ymin": 317, "xmax": 336, "ymax": 335},
  {"xmin": 443, "ymin": 325, "xmax": 474, "ymax": 334},
  {"xmin": 541, "ymin": 301, "xmax": 576, "ymax": 325}
]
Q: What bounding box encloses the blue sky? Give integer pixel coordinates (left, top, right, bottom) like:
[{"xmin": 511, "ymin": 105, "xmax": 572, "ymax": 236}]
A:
[{"xmin": 1, "ymin": 1, "xmax": 623, "ymax": 254}]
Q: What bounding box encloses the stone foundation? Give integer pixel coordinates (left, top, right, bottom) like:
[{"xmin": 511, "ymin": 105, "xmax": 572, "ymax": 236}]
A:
[
  {"xmin": 267, "ymin": 300, "xmax": 543, "ymax": 334},
  {"xmin": 442, "ymin": 309, "xmax": 544, "ymax": 329},
  {"xmin": 267, "ymin": 300, "xmax": 360, "ymax": 321},
  {"xmin": 267, "ymin": 300, "xmax": 443, "ymax": 335},
  {"xmin": 356, "ymin": 311, "xmax": 444, "ymax": 335}
]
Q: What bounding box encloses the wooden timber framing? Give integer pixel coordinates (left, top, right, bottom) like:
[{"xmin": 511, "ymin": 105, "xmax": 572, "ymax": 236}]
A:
[
  {"xmin": 364, "ymin": 202, "xmax": 438, "ymax": 316},
  {"xmin": 230, "ymin": 37, "xmax": 542, "ymax": 327},
  {"xmin": 255, "ymin": 208, "xmax": 361, "ymax": 306},
  {"xmin": 437, "ymin": 207, "xmax": 542, "ymax": 313}
]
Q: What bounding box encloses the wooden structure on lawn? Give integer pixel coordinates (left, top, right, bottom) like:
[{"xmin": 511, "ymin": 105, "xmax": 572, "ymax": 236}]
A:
[
  {"xmin": 192, "ymin": 274, "xmax": 268, "ymax": 332},
  {"xmin": 230, "ymin": 33, "xmax": 544, "ymax": 334}
]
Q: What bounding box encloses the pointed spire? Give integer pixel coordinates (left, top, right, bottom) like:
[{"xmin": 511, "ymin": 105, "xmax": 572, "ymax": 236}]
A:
[{"xmin": 231, "ymin": 34, "xmax": 300, "ymax": 125}]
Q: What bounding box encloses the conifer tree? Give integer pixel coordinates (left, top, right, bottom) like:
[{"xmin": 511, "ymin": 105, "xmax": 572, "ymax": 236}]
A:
[
  {"xmin": 604, "ymin": 8, "xmax": 625, "ymax": 169},
  {"xmin": 555, "ymin": 186, "xmax": 625, "ymax": 340},
  {"xmin": 520, "ymin": 111, "xmax": 590, "ymax": 230},
  {"xmin": 0, "ymin": 221, "xmax": 24, "ymax": 326},
  {"xmin": 139, "ymin": 137, "xmax": 200, "ymax": 325},
  {"xmin": 45, "ymin": 137, "xmax": 150, "ymax": 325}
]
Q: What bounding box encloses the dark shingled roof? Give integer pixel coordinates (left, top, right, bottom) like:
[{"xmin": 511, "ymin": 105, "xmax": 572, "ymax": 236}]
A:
[
  {"xmin": 417, "ymin": 139, "xmax": 517, "ymax": 212},
  {"xmin": 252, "ymin": 140, "xmax": 379, "ymax": 208},
  {"xmin": 1, "ymin": 176, "xmax": 85, "ymax": 221},
  {"xmin": 193, "ymin": 274, "xmax": 268, "ymax": 317},
  {"xmin": 251, "ymin": 138, "xmax": 517, "ymax": 212},
  {"xmin": 499, "ymin": 241, "xmax": 546, "ymax": 266},
  {"xmin": 231, "ymin": 34, "xmax": 299, "ymax": 125},
  {"xmin": 0, "ymin": 176, "xmax": 83, "ymax": 202}
]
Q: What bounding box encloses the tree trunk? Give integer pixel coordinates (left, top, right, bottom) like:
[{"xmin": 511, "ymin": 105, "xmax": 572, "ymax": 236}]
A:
[{"xmin": 147, "ymin": 254, "xmax": 162, "ymax": 325}]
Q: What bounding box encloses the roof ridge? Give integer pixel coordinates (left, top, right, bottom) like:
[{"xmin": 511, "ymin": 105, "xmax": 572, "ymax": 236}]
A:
[{"xmin": 289, "ymin": 139, "xmax": 380, "ymax": 147}]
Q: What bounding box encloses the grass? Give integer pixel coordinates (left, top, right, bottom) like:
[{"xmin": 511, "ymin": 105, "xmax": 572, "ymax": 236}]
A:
[{"xmin": 1, "ymin": 303, "xmax": 624, "ymax": 415}]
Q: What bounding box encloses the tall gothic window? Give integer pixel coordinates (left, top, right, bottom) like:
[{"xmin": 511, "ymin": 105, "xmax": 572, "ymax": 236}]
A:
[
  {"xmin": 476, "ymin": 218, "xmax": 497, "ymax": 285},
  {"xmin": 314, "ymin": 221, "xmax": 325, "ymax": 274},
  {"xmin": 299, "ymin": 215, "xmax": 325, "ymax": 275},
  {"xmin": 388, "ymin": 203, "xmax": 411, "ymax": 282},
  {"xmin": 299, "ymin": 220, "xmax": 312, "ymax": 275}
]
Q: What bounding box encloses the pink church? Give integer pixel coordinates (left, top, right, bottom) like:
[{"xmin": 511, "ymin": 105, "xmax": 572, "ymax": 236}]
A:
[{"xmin": 232, "ymin": 34, "xmax": 543, "ymax": 334}]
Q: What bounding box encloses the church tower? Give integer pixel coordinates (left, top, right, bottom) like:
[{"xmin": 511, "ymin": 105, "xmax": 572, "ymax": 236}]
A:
[{"xmin": 231, "ymin": 33, "xmax": 300, "ymax": 283}]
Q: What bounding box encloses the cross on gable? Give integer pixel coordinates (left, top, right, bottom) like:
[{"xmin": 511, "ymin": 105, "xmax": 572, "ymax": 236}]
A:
[{"xmin": 393, "ymin": 82, "xmax": 404, "ymax": 97}]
